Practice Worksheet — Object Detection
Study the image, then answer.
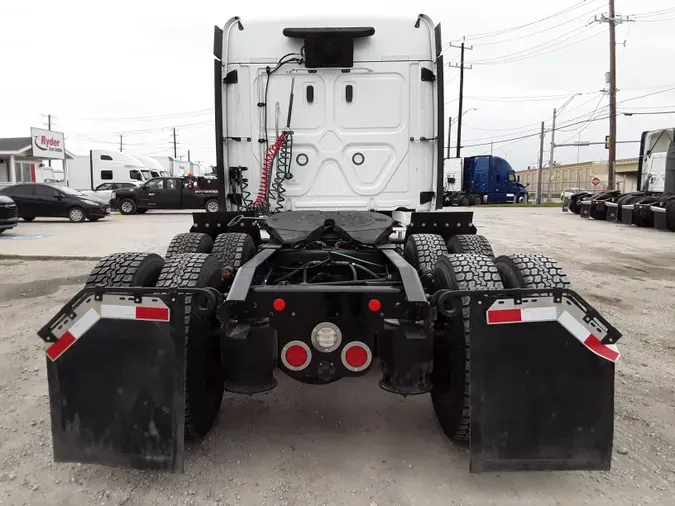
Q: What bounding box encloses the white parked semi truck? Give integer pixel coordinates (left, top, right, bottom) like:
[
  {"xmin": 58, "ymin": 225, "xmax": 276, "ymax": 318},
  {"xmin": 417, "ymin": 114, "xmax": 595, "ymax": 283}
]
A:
[
  {"xmin": 67, "ymin": 150, "xmax": 155, "ymax": 190},
  {"xmin": 38, "ymin": 15, "xmax": 622, "ymax": 474},
  {"xmin": 565, "ymin": 127, "xmax": 675, "ymax": 230}
]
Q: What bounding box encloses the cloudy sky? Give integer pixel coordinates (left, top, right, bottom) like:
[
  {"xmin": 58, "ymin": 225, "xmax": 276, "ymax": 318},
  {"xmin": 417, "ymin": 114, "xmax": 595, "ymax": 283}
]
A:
[{"xmin": 2, "ymin": 0, "xmax": 674, "ymax": 171}]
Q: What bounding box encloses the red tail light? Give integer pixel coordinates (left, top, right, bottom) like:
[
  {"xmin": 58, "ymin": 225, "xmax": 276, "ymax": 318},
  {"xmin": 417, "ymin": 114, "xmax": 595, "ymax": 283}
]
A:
[
  {"xmin": 341, "ymin": 341, "xmax": 372, "ymax": 372},
  {"xmin": 368, "ymin": 299, "xmax": 381, "ymax": 312},
  {"xmin": 281, "ymin": 341, "xmax": 311, "ymax": 371},
  {"xmin": 273, "ymin": 298, "xmax": 286, "ymax": 311}
]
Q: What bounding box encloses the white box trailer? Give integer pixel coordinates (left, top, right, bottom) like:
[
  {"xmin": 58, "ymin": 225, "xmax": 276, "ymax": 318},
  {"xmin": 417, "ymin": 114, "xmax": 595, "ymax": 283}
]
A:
[{"xmin": 67, "ymin": 150, "xmax": 155, "ymax": 190}]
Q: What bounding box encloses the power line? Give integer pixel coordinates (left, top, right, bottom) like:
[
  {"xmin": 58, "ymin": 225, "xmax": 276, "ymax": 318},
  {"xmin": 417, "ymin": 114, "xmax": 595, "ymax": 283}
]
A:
[
  {"xmin": 460, "ymin": 92, "xmax": 604, "ymax": 135},
  {"xmin": 559, "ymin": 95, "xmax": 607, "ymax": 143},
  {"xmin": 632, "ymin": 7, "xmax": 675, "ymax": 18},
  {"xmin": 470, "ymin": 24, "xmax": 594, "ymax": 63},
  {"xmin": 471, "ymin": 25, "xmax": 605, "ymax": 65},
  {"xmin": 619, "ymin": 86, "xmax": 675, "ymax": 104},
  {"xmin": 459, "ymin": 111, "xmax": 622, "ymax": 150},
  {"xmin": 462, "ymin": 93, "xmax": 586, "ymax": 103},
  {"xmin": 453, "ymin": 0, "xmax": 603, "ymax": 42},
  {"xmin": 74, "ymin": 120, "xmax": 212, "ymax": 136},
  {"xmin": 461, "ymin": 101, "xmax": 613, "ymax": 145},
  {"xmin": 80, "ymin": 108, "xmax": 213, "ymax": 122},
  {"xmin": 633, "ymin": 17, "xmax": 675, "ymax": 23},
  {"xmin": 470, "ymin": 4, "xmax": 604, "ymax": 46}
]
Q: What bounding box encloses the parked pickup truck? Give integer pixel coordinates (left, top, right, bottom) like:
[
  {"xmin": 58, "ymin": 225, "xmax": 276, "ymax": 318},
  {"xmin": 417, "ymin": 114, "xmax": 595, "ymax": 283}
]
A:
[{"xmin": 110, "ymin": 177, "xmax": 220, "ymax": 215}]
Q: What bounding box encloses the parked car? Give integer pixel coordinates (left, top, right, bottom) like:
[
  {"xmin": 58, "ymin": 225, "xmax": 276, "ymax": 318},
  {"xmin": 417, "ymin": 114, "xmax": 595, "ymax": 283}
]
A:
[
  {"xmin": 81, "ymin": 182, "xmax": 141, "ymax": 203},
  {"xmin": 560, "ymin": 187, "xmax": 587, "ymax": 201},
  {"xmin": 0, "ymin": 183, "xmax": 110, "ymax": 222},
  {"xmin": 0, "ymin": 195, "xmax": 19, "ymax": 233}
]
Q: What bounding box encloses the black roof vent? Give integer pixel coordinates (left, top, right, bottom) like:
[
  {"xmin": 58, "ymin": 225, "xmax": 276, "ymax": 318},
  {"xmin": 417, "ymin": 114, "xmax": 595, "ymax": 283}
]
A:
[{"xmin": 283, "ymin": 27, "xmax": 375, "ymax": 68}]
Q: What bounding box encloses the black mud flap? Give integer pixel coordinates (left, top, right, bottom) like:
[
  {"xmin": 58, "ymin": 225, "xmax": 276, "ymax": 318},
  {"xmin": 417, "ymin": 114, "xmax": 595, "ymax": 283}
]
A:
[
  {"xmin": 562, "ymin": 197, "xmax": 570, "ymax": 212},
  {"xmin": 653, "ymin": 207, "xmax": 668, "ymax": 230},
  {"xmin": 605, "ymin": 202, "xmax": 619, "ymax": 222},
  {"xmin": 467, "ymin": 290, "xmax": 620, "ymax": 472},
  {"xmin": 38, "ymin": 290, "xmax": 188, "ymax": 472}
]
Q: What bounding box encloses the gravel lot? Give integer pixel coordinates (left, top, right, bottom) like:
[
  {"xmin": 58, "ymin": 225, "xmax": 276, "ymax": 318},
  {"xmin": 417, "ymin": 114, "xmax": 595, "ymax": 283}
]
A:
[{"xmin": 0, "ymin": 208, "xmax": 674, "ymax": 506}]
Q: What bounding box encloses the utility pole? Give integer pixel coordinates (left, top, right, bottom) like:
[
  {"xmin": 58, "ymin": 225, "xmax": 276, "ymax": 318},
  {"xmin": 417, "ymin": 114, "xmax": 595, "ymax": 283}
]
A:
[
  {"xmin": 547, "ymin": 108, "xmax": 557, "ymax": 202},
  {"xmin": 595, "ymin": 3, "xmax": 633, "ymax": 191},
  {"xmin": 119, "ymin": 134, "xmax": 123, "ymax": 153},
  {"xmin": 446, "ymin": 116, "xmax": 452, "ymax": 159},
  {"xmin": 187, "ymin": 149, "xmax": 191, "ymax": 162},
  {"xmin": 448, "ymin": 41, "xmax": 473, "ymax": 158},
  {"xmin": 536, "ymin": 121, "xmax": 545, "ymax": 204},
  {"xmin": 172, "ymin": 128, "xmax": 178, "ymax": 159},
  {"xmin": 608, "ymin": 0, "xmax": 617, "ymax": 191},
  {"xmin": 490, "ymin": 140, "xmax": 493, "ymax": 156}
]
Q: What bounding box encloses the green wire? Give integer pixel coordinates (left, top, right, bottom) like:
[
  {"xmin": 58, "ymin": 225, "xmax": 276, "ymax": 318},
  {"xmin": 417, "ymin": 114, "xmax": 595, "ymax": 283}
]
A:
[{"xmin": 330, "ymin": 250, "xmax": 385, "ymax": 267}]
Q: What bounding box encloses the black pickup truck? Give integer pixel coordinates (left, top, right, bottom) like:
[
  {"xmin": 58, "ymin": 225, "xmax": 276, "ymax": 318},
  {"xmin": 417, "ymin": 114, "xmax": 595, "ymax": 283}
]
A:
[{"xmin": 110, "ymin": 177, "xmax": 220, "ymax": 215}]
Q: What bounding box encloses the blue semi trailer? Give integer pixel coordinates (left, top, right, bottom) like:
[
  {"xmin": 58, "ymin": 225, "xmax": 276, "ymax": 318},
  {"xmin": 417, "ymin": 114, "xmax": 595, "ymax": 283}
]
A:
[{"xmin": 443, "ymin": 155, "xmax": 529, "ymax": 206}]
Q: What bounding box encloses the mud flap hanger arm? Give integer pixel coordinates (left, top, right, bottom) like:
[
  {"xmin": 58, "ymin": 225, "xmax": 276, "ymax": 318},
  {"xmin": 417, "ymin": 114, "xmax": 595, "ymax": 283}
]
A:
[
  {"xmin": 37, "ymin": 286, "xmax": 223, "ymax": 343},
  {"xmin": 433, "ymin": 287, "xmax": 622, "ymax": 346}
]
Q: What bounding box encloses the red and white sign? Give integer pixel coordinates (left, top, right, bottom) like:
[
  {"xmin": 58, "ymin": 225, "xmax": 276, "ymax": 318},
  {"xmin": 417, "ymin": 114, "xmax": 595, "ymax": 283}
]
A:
[
  {"xmin": 592, "ymin": 177, "xmax": 601, "ymax": 186},
  {"xmin": 31, "ymin": 127, "xmax": 65, "ymax": 160}
]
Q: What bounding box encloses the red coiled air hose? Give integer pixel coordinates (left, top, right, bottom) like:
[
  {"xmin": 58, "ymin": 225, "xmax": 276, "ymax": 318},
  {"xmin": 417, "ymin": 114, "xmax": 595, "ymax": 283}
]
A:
[{"xmin": 252, "ymin": 132, "xmax": 287, "ymax": 210}]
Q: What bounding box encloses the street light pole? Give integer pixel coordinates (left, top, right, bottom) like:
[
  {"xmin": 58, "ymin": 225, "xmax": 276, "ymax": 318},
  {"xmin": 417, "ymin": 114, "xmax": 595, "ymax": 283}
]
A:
[{"xmin": 546, "ymin": 93, "xmax": 581, "ymax": 201}]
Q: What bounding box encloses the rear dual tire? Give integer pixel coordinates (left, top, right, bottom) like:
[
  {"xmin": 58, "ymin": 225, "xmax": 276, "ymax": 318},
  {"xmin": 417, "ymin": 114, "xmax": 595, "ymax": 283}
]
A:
[
  {"xmin": 156, "ymin": 254, "xmax": 225, "ymax": 440},
  {"xmin": 85, "ymin": 252, "xmax": 165, "ymax": 288},
  {"xmin": 431, "ymin": 252, "xmax": 569, "ymax": 443},
  {"xmin": 166, "ymin": 232, "xmax": 214, "ymax": 258},
  {"xmin": 85, "ymin": 250, "xmax": 226, "ymax": 441}
]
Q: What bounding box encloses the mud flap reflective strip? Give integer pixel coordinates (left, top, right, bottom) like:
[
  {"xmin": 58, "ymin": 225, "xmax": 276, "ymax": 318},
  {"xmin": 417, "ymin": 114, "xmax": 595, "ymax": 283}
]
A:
[
  {"xmin": 486, "ymin": 307, "xmax": 557, "ymax": 324},
  {"xmin": 46, "ymin": 308, "xmax": 101, "ymax": 361},
  {"xmin": 558, "ymin": 311, "xmax": 620, "ymax": 362},
  {"xmin": 47, "ymin": 298, "xmax": 171, "ymax": 361},
  {"xmin": 487, "ymin": 299, "xmax": 620, "ymax": 363},
  {"xmin": 100, "ymin": 304, "xmax": 170, "ymax": 321}
]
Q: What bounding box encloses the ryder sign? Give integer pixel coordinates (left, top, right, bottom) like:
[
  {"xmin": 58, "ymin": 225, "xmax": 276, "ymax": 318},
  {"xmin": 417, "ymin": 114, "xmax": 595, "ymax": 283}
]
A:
[{"xmin": 31, "ymin": 127, "xmax": 65, "ymax": 160}]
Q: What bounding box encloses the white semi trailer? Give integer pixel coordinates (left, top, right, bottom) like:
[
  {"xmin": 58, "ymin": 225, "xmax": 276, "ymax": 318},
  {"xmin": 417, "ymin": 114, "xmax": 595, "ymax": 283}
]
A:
[{"xmin": 66, "ymin": 150, "xmax": 154, "ymax": 190}]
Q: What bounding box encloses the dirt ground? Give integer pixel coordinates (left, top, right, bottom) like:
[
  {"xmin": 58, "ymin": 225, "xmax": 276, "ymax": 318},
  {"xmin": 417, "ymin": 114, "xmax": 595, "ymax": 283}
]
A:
[{"xmin": 0, "ymin": 208, "xmax": 674, "ymax": 506}]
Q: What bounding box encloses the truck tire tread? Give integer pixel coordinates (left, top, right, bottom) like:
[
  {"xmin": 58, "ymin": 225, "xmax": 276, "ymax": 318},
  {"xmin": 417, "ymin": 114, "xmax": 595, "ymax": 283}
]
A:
[
  {"xmin": 431, "ymin": 253, "xmax": 503, "ymax": 442},
  {"xmin": 166, "ymin": 232, "xmax": 214, "ymax": 258},
  {"xmin": 403, "ymin": 234, "xmax": 448, "ymax": 271},
  {"xmin": 85, "ymin": 252, "xmax": 165, "ymax": 288},
  {"xmin": 156, "ymin": 253, "xmax": 224, "ymax": 441},
  {"xmin": 446, "ymin": 234, "xmax": 494, "ymax": 258},
  {"xmin": 494, "ymin": 253, "xmax": 570, "ymax": 289},
  {"xmin": 211, "ymin": 233, "xmax": 257, "ymax": 271}
]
